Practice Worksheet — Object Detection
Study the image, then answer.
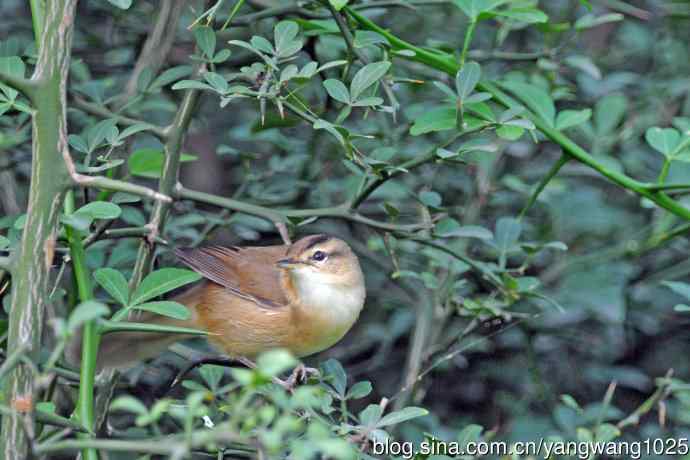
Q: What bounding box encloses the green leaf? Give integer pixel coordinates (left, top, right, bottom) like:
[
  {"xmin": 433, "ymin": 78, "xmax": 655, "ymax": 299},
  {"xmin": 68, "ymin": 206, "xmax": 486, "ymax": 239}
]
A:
[
  {"xmin": 313, "ymin": 119, "xmax": 347, "ymax": 148},
  {"xmin": 645, "ymin": 127, "xmax": 681, "ymax": 157},
  {"xmin": 455, "ymin": 61, "xmax": 481, "ymax": 100},
  {"xmin": 594, "ymin": 94, "xmax": 627, "ymax": 134},
  {"xmin": 436, "ymin": 221, "xmax": 493, "ymax": 239},
  {"xmin": 457, "ymin": 424, "xmax": 483, "ymax": 447},
  {"xmin": 68, "ymin": 134, "xmax": 88, "ymax": 153},
  {"xmin": 171, "ymin": 80, "xmax": 215, "ymax": 91},
  {"xmin": 204, "ymin": 72, "xmax": 228, "ymax": 93},
  {"xmin": 274, "ymin": 21, "xmax": 299, "ymax": 54},
  {"xmin": 556, "ymin": 109, "xmax": 592, "ymax": 130},
  {"xmin": 350, "ymin": 61, "xmax": 390, "ymax": 101},
  {"xmin": 107, "ymin": 0, "xmax": 133, "ymax": 9},
  {"xmin": 256, "ymin": 349, "xmax": 297, "ymax": 377},
  {"xmin": 0, "ymin": 56, "xmax": 24, "ymax": 100},
  {"xmin": 501, "ymin": 81, "xmax": 556, "ymax": 127},
  {"xmin": 494, "ymin": 7, "xmax": 548, "ymax": 23},
  {"xmin": 251, "ymin": 36, "xmax": 275, "ymax": 55},
  {"xmin": 496, "ymin": 124, "xmax": 524, "ymax": 140},
  {"xmin": 131, "ymin": 301, "xmax": 191, "ymax": 320},
  {"xmin": 76, "ymin": 201, "xmax": 122, "ymax": 220},
  {"xmin": 199, "ymin": 365, "xmax": 225, "ymax": 390},
  {"xmin": 419, "ymin": 190, "xmax": 442, "ymax": 207},
  {"xmin": 376, "ymin": 407, "xmax": 428, "ymax": 427},
  {"xmin": 0, "ymin": 235, "xmax": 9, "ymax": 250},
  {"xmin": 117, "ymin": 123, "xmax": 156, "ymax": 141},
  {"xmin": 354, "ymin": 30, "xmax": 389, "ymax": 48},
  {"xmin": 410, "ymin": 106, "xmax": 455, "ymax": 136},
  {"xmin": 560, "ymin": 394, "xmax": 582, "ymax": 411},
  {"xmin": 94, "ymin": 268, "xmax": 129, "ymax": 306},
  {"xmin": 100, "ymin": 320, "xmax": 208, "ymax": 336},
  {"xmin": 595, "ymin": 423, "xmax": 621, "ymax": 442},
  {"xmin": 359, "ymin": 404, "xmax": 383, "ymax": 426},
  {"xmin": 575, "ymin": 13, "xmax": 623, "ymax": 30},
  {"xmin": 346, "ymin": 381, "xmax": 372, "ymax": 399},
  {"xmin": 110, "ymin": 396, "xmax": 147, "ymax": 415},
  {"xmin": 351, "ymin": 96, "xmax": 383, "ymax": 107},
  {"xmin": 329, "ymin": 0, "xmax": 349, "ymax": 11},
  {"xmin": 194, "ymin": 26, "xmax": 216, "ymax": 59},
  {"xmin": 61, "ymin": 214, "xmax": 91, "ymax": 232},
  {"xmin": 130, "ymin": 268, "xmax": 202, "ymax": 305},
  {"xmin": 452, "ymin": 0, "xmax": 507, "ymax": 20},
  {"xmin": 662, "ymin": 281, "xmax": 690, "ymax": 300},
  {"xmin": 323, "ymin": 79, "xmax": 350, "ymax": 104},
  {"xmin": 280, "ymin": 64, "xmax": 298, "ymax": 83},
  {"xmin": 128, "ymin": 148, "xmax": 197, "ymax": 178},
  {"xmin": 67, "ymin": 300, "xmax": 110, "ymax": 333},
  {"xmin": 86, "ymin": 119, "xmax": 118, "ymax": 152},
  {"xmin": 494, "ymin": 217, "xmax": 522, "ymax": 256},
  {"xmin": 149, "ymin": 65, "xmax": 194, "ymax": 91},
  {"xmin": 321, "ymin": 358, "xmax": 347, "ymax": 397}
]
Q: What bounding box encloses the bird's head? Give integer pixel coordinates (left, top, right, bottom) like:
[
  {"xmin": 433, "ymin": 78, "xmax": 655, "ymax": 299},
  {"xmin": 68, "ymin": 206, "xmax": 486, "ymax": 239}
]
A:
[{"xmin": 276, "ymin": 234, "xmax": 364, "ymax": 289}]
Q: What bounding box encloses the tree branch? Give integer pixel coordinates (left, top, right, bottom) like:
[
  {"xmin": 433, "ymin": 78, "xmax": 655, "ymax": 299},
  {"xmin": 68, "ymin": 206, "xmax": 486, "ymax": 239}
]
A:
[
  {"xmin": 0, "ymin": 256, "xmax": 11, "ymax": 272},
  {"xmin": 129, "ymin": 67, "xmax": 204, "ymax": 288},
  {"xmin": 34, "ymin": 422, "xmax": 246, "ymax": 456},
  {"xmin": 123, "ymin": 0, "xmax": 185, "ymax": 98},
  {"xmin": 0, "ymin": 72, "xmax": 37, "ymax": 101},
  {"xmin": 62, "ymin": 167, "xmax": 172, "ymax": 202},
  {"xmin": 1, "ymin": 1, "xmax": 78, "ymax": 457},
  {"xmin": 519, "ymin": 153, "xmax": 569, "ymax": 219},
  {"xmin": 72, "ymin": 97, "xmax": 167, "ymax": 140},
  {"xmin": 175, "ymin": 184, "xmax": 432, "ymax": 233},
  {"xmin": 351, "ymin": 133, "xmax": 464, "ymax": 209}
]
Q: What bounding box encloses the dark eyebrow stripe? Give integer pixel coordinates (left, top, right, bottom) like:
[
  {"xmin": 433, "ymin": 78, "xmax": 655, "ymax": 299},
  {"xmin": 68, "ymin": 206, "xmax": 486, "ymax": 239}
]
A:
[{"xmin": 303, "ymin": 234, "xmax": 331, "ymax": 251}]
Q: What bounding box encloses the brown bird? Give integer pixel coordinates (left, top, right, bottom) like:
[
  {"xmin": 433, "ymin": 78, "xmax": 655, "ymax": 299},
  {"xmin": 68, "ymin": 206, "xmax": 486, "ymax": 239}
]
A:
[{"xmin": 88, "ymin": 234, "xmax": 366, "ymax": 371}]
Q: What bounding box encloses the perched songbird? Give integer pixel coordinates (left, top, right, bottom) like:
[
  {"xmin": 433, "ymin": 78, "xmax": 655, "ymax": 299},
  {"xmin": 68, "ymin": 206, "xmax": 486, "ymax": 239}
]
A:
[{"xmin": 89, "ymin": 234, "xmax": 366, "ymax": 370}]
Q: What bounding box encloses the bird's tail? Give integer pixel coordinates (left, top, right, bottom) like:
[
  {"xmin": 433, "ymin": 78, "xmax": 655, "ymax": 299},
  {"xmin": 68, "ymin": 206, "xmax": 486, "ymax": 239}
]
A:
[{"xmin": 65, "ymin": 283, "xmax": 205, "ymax": 371}]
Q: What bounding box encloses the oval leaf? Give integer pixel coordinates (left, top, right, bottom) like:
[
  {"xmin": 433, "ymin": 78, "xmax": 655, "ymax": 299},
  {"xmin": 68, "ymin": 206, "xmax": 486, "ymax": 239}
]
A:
[
  {"xmin": 376, "ymin": 407, "xmax": 428, "ymax": 427},
  {"xmin": 68, "ymin": 300, "xmax": 110, "ymax": 333},
  {"xmin": 132, "ymin": 301, "xmax": 191, "ymax": 320},
  {"xmin": 94, "ymin": 268, "xmax": 129, "ymax": 306},
  {"xmin": 130, "ymin": 268, "xmax": 202, "ymax": 305},
  {"xmin": 350, "ymin": 61, "xmax": 390, "ymax": 101}
]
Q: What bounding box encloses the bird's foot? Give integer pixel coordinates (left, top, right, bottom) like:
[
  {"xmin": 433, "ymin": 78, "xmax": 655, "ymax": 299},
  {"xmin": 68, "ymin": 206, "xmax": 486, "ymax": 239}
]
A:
[{"xmin": 276, "ymin": 363, "xmax": 320, "ymax": 391}]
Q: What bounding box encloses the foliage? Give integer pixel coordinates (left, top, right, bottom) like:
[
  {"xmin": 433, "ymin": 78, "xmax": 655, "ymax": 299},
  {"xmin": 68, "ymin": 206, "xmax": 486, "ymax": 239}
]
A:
[{"xmin": 1, "ymin": 0, "xmax": 690, "ymax": 459}]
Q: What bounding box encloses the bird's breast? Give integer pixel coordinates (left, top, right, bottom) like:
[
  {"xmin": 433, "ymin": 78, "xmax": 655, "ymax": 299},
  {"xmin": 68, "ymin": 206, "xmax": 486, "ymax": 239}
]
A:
[{"xmin": 289, "ymin": 281, "xmax": 365, "ymax": 357}]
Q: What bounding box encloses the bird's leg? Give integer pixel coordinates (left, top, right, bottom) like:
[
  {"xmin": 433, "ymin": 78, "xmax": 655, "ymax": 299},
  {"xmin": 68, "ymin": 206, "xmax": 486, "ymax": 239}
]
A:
[
  {"xmin": 282, "ymin": 363, "xmax": 320, "ymax": 390},
  {"xmin": 169, "ymin": 356, "xmax": 319, "ymax": 393}
]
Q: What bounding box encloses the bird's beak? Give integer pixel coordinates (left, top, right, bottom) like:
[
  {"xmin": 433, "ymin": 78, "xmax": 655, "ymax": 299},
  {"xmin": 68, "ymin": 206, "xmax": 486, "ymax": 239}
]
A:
[{"xmin": 276, "ymin": 258, "xmax": 302, "ymax": 268}]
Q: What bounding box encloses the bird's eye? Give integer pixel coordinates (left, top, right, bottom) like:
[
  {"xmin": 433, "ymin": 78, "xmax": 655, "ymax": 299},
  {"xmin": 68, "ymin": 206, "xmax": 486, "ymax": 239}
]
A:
[{"xmin": 311, "ymin": 250, "xmax": 327, "ymax": 261}]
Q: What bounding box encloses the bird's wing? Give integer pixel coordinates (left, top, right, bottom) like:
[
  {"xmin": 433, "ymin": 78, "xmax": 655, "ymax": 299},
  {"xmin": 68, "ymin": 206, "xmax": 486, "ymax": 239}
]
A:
[{"xmin": 174, "ymin": 244, "xmax": 289, "ymax": 309}]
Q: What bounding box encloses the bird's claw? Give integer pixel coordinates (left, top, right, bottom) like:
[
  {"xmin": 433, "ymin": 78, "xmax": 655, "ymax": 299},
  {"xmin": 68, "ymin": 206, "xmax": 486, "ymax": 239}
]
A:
[{"xmin": 276, "ymin": 363, "xmax": 320, "ymax": 391}]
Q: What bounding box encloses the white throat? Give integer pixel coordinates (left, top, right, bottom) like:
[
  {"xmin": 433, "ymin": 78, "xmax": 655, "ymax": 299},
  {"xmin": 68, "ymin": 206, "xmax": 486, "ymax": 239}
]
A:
[{"xmin": 291, "ymin": 270, "xmax": 365, "ymax": 322}]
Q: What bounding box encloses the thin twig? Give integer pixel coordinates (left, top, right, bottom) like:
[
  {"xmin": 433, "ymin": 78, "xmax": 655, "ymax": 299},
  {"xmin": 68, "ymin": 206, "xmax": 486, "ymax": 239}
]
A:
[
  {"xmin": 72, "ymin": 98, "xmax": 167, "ymax": 140},
  {"xmin": 61, "ymin": 159, "xmax": 172, "ymax": 202},
  {"xmin": 519, "ymin": 153, "xmax": 569, "ymax": 219},
  {"xmin": 0, "ymin": 72, "xmax": 37, "ymax": 101},
  {"xmin": 123, "ymin": 0, "xmax": 185, "ymax": 99},
  {"xmin": 175, "ymin": 183, "xmax": 432, "ymax": 233},
  {"xmin": 617, "ymin": 370, "xmax": 674, "ymax": 429}
]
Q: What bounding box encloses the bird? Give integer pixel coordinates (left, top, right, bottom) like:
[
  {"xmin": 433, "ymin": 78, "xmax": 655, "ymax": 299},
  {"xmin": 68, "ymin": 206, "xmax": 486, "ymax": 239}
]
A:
[{"xmin": 86, "ymin": 234, "xmax": 366, "ymax": 373}]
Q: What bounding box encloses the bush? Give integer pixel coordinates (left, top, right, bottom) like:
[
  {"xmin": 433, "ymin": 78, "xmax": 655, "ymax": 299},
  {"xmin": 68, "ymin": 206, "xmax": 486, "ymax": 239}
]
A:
[{"xmin": 1, "ymin": 0, "xmax": 690, "ymax": 459}]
